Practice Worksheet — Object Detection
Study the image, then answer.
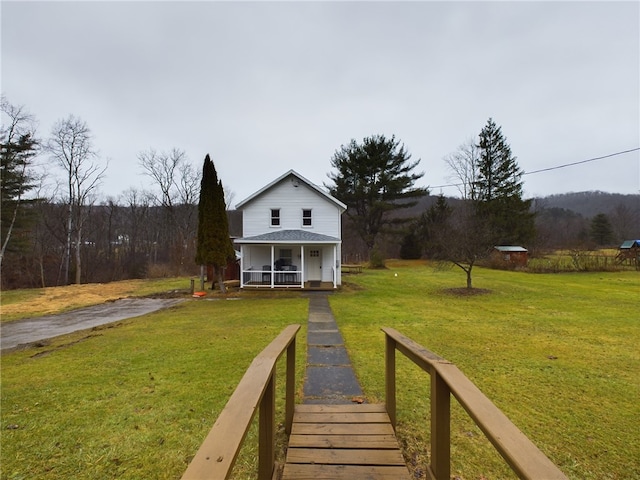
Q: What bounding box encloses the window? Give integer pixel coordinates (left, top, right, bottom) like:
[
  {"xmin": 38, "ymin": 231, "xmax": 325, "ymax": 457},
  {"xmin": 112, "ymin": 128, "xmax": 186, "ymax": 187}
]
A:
[
  {"xmin": 271, "ymin": 209, "xmax": 280, "ymax": 226},
  {"xmin": 302, "ymin": 209, "xmax": 312, "ymax": 227},
  {"xmin": 279, "ymin": 249, "xmax": 292, "ymax": 265}
]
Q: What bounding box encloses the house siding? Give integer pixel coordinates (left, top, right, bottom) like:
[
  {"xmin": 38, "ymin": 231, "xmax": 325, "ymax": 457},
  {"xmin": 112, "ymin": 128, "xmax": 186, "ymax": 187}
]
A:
[{"xmin": 242, "ymin": 179, "xmax": 341, "ymax": 238}]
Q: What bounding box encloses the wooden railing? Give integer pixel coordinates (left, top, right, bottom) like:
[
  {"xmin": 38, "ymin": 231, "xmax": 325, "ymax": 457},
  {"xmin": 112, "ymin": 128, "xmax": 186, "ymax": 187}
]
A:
[
  {"xmin": 383, "ymin": 327, "xmax": 568, "ymax": 480},
  {"xmin": 181, "ymin": 324, "xmax": 301, "ymax": 480}
]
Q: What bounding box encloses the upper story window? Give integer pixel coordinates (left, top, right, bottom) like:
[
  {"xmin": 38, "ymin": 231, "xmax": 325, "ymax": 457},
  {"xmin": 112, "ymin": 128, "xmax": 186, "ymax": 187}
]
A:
[
  {"xmin": 302, "ymin": 209, "xmax": 312, "ymax": 227},
  {"xmin": 271, "ymin": 209, "xmax": 280, "ymax": 227}
]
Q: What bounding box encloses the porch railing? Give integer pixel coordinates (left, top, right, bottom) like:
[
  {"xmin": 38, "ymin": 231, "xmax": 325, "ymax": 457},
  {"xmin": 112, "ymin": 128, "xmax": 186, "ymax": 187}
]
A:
[
  {"xmin": 242, "ymin": 268, "xmax": 303, "ymax": 288},
  {"xmin": 181, "ymin": 324, "xmax": 300, "ymax": 480},
  {"xmin": 382, "ymin": 327, "xmax": 568, "ymax": 480}
]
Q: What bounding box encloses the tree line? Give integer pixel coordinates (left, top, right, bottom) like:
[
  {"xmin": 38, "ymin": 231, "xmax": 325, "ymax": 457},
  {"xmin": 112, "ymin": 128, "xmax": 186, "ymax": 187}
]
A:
[{"xmin": 2, "ymin": 96, "xmax": 638, "ymax": 290}]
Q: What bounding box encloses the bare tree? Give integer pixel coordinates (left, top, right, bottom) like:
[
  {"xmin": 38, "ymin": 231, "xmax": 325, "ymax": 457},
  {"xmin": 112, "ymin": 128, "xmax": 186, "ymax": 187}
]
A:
[
  {"xmin": 138, "ymin": 147, "xmax": 200, "ymax": 273},
  {"xmin": 431, "ymin": 200, "xmax": 494, "ymax": 289},
  {"xmin": 610, "ymin": 203, "xmax": 639, "ymax": 242},
  {"xmin": 47, "ymin": 115, "xmax": 106, "ymax": 284},
  {"xmin": 444, "ymin": 138, "xmax": 481, "ymax": 200}
]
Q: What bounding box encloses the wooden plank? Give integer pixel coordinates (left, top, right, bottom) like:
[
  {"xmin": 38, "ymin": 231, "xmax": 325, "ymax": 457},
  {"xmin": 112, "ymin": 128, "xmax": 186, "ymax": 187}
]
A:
[
  {"xmin": 283, "ymin": 402, "xmax": 411, "ymax": 479},
  {"xmin": 282, "ymin": 464, "xmax": 411, "ymax": 480},
  {"xmin": 288, "ymin": 433, "xmax": 399, "ymax": 449},
  {"xmin": 286, "ymin": 448, "xmax": 406, "ymax": 466},
  {"xmin": 294, "ymin": 403, "xmax": 387, "ymax": 414},
  {"xmin": 291, "ymin": 422, "xmax": 395, "ymax": 436},
  {"xmin": 293, "ymin": 411, "xmax": 391, "ymax": 424}
]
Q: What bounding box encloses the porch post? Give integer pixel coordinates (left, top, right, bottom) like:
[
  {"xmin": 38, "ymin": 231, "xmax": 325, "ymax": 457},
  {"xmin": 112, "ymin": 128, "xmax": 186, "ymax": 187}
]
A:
[
  {"xmin": 333, "ymin": 244, "xmax": 337, "ymax": 288},
  {"xmin": 300, "ymin": 245, "xmax": 305, "ymax": 289},
  {"xmin": 270, "ymin": 245, "xmax": 275, "ymax": 288},
  {"xmin": 240, "ymin": 245, "xmax": 245, "ymax": 288}
]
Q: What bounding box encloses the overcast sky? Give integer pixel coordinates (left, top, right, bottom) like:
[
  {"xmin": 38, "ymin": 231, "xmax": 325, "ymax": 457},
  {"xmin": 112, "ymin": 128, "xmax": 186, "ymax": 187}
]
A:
[{"xmin": 2, "ymin": 1, "xmax": 639, "ymax": 207}]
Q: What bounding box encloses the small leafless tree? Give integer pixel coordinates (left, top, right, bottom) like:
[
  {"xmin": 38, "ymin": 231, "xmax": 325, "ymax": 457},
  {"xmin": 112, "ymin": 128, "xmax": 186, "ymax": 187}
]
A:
[
  {"xmin": 444, "ymin": 138, "xmax": 481, "ymax": 200},
  {"xmin": 429, "ymin": 200, "xmax": 494, "ymax": 289},
  {"xmin": 47, "ymin": 115, "xmax": 106, "ymax": 284}
]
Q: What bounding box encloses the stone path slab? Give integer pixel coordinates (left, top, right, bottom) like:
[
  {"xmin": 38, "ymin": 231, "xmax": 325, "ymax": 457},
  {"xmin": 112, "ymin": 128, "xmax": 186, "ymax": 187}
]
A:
[{"xmin": 303, "ymin": 294, "xmax": 364, "ymax": 404}]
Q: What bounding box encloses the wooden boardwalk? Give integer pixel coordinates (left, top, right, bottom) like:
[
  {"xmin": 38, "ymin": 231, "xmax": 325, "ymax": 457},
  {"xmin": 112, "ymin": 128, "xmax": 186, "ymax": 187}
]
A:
[{"xmin": 281, "ymin": 403, "xmax": 411, "ymax": 479}]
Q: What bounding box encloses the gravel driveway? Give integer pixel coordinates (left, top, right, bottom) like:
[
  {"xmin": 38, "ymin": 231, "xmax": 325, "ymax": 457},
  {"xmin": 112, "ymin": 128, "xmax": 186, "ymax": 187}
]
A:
[{"xmin": 1, "ymin": 298, "xmax": 183, "ymax": 352}]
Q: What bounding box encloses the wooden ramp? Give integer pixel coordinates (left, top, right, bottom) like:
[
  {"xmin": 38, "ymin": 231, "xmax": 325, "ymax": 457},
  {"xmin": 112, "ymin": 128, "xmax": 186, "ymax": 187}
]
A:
[{"xmin": 281, "ymin": 403, "xmax": 411, "ymax": 479}]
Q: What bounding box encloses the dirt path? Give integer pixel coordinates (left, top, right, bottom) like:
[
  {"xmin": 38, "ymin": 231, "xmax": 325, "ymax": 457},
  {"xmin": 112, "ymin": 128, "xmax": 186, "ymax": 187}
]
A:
[{"xmin": 1, "ymin": 298, "xmax": 183, "ymax": 352}]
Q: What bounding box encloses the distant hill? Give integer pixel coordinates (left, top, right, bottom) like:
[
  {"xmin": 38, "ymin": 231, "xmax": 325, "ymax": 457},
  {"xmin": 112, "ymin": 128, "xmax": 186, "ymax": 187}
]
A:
[
  {"xmin": 533, "ymin": 191, "xmax": 640, "ymax": 218},
  {"xmin": 401, "ymin": 190, "xmax": 640, "ymax": 220}
]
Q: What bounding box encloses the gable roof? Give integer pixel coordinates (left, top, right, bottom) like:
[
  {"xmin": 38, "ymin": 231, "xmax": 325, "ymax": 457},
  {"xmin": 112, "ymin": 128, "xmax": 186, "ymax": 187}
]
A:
[
  {"xmin": 236, "ymin": 229, "xmax": 340, "ymax": 244},
  {"xmin": 494, "ymin": 246, "xmax": 528, "ymax": 252},
  {"xmin": 619, "ymin": 240, "xmax": 640, "ymax": 249},
  {"xmin": 235, "ymin": 169, "xmax": 346, "ymax": 211}
]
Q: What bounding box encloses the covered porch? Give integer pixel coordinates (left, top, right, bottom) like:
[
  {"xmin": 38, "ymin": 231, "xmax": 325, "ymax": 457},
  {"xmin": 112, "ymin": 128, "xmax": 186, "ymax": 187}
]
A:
[{"xmin": 235, "ymin": 230, "xmax": 342, "ymax": 290}]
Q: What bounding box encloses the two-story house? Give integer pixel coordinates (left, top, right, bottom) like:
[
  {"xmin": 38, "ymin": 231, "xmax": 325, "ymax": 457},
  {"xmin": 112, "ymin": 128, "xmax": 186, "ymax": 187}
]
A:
[{"xmin": 234, "ymin": 170, "xmax": 347, "ymax": 289}]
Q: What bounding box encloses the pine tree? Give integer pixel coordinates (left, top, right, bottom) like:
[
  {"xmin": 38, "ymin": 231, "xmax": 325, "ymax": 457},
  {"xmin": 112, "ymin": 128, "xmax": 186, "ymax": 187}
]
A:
[
  {"xmin": 475, "ymin": 118, "xmax": 535, "ymax": 245},
  {"xmin": 195, "ymin": 154, "xmax": 235, "ymax": 293},
  {"xmin": 589, "ymin": 213, "xmax": 614, "ymax": 246},
  {"xmin": 327, "ymin": 134, "xmax": 426, "ymax": 255},
  {"xmin": 1, "ymin": 98, "xmax": 39, "ymax": 266}
]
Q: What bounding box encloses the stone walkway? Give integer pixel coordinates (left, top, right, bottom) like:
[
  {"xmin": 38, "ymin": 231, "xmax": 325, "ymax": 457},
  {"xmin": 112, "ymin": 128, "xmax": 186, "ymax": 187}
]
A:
[{"xmin": 302, "ymin": 293, "xmax": 364, "ymax": 404}]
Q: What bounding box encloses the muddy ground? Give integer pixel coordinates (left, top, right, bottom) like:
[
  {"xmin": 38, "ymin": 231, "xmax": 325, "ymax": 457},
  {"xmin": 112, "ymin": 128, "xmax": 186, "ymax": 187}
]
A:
[{"xmin": 1, "ymin": 298, "xmax": 183, "ymax": 352}]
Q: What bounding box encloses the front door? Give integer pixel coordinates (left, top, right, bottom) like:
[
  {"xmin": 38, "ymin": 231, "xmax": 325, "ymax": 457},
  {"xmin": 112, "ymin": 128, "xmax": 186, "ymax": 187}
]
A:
[{"xmin": 308, "ymin": 249, "xmax": 322, "ymax": 281}]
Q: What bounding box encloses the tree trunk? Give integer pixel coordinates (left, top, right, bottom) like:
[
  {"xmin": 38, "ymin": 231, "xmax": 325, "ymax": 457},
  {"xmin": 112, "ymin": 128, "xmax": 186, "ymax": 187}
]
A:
[
  {"xmin": 64, "ymin": 203, "xmax": 72, "ymax": 285},
  {"xmin": 200, "ymin": 265, "xmax": 205, "ymax": 291},
  {"xmin": 75, "ymin": 226, "xmax": 82, "ymax": 284},
  {"xmin": 216, "ymin": 266, "xmax": 226, "ymax": 294},
  {"xmin": 466, "ymin": 268, "xmax": 472, "ymax": 289}
]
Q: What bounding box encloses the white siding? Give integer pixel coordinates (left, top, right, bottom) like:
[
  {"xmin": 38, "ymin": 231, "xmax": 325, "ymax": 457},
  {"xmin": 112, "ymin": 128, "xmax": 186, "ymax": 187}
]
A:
[{"xmin": 242, "ymin": 178, "xmax": 342, "ymax": 237}]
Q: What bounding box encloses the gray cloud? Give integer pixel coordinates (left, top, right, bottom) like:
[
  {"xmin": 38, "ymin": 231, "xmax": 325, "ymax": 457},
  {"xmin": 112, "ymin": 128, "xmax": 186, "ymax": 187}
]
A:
[{"xmin": 3, "ymin": 1, "xmax": 638, "ymax": 204}]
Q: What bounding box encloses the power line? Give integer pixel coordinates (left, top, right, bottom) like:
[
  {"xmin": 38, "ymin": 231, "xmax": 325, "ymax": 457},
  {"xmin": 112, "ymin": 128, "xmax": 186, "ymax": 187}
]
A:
[
  {"xmin": 522, "ymin": 147, "xmax": 640, "ymax": 176},
  {"xmin": 430, "ymin": 147, "xmax": 640, "ymax": 190}
]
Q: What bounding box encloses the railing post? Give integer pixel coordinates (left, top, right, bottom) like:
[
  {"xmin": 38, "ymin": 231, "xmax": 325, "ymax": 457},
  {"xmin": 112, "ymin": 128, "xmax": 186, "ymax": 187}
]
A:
[
  {"xmin": 430, "ymin": 369, "xmax": 450, "ymax": 480},
  {"xmin": 285, "ymin": 336, "xmax": 296, "ymax": 435},
  {"xmin": 385, "ymin": 333, "xmax": 397, "ymax": 430},
  {"xmin": 258, "ymin": 373, "xmax": 275, "ymax": 480}
]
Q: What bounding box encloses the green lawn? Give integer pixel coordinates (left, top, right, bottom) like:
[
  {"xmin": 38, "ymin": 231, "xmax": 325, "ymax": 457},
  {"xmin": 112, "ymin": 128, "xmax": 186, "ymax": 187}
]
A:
[
  {"xmin": 332, "ymin": 261, "xmax": 640, "ymax": 480},
  {"xmin": 1, "ymin": 263, "xmax": 639, "ymax": 479},
  {"xmin": 1, "ymin": 297, "xmax": 309, "ymax": 480}
]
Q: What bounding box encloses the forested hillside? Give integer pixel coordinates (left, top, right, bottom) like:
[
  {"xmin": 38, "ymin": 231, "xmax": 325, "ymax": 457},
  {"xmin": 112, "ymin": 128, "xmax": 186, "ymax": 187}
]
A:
[
  {"xmin": 357, "ymin": 191, "xmax": 640, "ymax": 262},
  {"xmin": 535, "ymin": 191, "xmax": 639, "ymax": 218}
]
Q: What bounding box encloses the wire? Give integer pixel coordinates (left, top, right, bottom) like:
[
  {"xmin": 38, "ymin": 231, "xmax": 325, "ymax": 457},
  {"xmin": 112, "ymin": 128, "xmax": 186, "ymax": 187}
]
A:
[
  {"xmin": 522, "ymin": 147, "xmax": 640, "ymax": 176},
  {"xmin": 430, "ymin": 147, "xmax": 640, "ymax": 190}
]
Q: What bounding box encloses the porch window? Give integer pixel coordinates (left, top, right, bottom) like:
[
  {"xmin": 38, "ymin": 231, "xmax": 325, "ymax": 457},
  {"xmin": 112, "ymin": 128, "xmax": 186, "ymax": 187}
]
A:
[
  {"xmin": 279, "ymin": 248, "xmax": 293, "ymax": 266},
  {"xmin": 271, "ymin": 208, "xmax": 280, "ymax": 226},
  {"xmin": 302, "ymin": 209, "xmax": 312, "ymax": 227}
]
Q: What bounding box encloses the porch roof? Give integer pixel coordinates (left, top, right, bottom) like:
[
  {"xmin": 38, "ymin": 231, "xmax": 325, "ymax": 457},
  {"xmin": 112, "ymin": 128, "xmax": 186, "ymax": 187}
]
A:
[{"xmin": 235, "ymin": 229, "xmax": 340, "ymax": 244}]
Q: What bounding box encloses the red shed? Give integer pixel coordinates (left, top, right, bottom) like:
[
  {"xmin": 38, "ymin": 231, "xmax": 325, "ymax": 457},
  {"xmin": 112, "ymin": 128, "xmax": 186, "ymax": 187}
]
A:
[{"xmin": 492, "ymin": 245, "xmax": 528, "ymax": 267}]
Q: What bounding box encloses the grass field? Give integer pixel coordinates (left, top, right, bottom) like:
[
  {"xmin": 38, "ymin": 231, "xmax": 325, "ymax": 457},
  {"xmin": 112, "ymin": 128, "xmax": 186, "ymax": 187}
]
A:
[
  {"xmin": 1, "ymin": 262, "xmax": 639, "ymax": 479},
  {"xmin": 333, "ymin": 260, "xmax": 640, "ymax": 479}
]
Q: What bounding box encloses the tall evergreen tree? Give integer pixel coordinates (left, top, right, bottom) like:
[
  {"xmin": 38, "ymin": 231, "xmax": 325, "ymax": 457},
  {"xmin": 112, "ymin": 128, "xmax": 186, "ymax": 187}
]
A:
[
  {"xmin": 475, "ymin": 118, "xmax": 535, "ymax": 245},
  {"xmin": 326, "ymin": 134, "xmax": 427, "ymax": 255},
  {"xmin": 419, "ymin": 194, "xmax": 453, "ymax": 257},
  {"xmin": 1, "ymin": 98, "xmax": 39, "ymax": 266},
  {"xmin": 195, "ymin": 154, "xmax": 235, "ymax": 293},
  {"xmin": 589, "ymin": 213, "xmax": 614, "ymax": 246}
]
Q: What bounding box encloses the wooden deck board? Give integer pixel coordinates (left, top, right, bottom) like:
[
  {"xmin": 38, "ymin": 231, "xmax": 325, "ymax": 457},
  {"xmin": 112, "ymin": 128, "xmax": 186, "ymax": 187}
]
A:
[{"xmin": 282, "ymin": 404, "xmax": 411, "ymax": 480}]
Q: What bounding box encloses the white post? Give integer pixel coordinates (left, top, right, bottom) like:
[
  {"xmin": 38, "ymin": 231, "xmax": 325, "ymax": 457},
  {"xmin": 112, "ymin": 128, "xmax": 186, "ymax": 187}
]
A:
[
  {"xmin": 300, "ymin": 245, "xmax": 305, "ymax": 289},
  {"xmin": 270, "ymin": 245, "xmax": 275, "ymax": 288},
  {"xmin": 333, "ymin": 245, "xmax": 338, "ymax": 288},
  {"xmin": 240, "ymin": 245, "xmax": 245, "ymax": 288}
]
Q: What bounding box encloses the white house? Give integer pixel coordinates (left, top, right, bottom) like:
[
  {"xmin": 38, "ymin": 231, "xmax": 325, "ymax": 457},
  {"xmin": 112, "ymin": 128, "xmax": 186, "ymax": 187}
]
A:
[{"xmin": 234, "ymin": 170, "xmax": 347, "ymax": 289}]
